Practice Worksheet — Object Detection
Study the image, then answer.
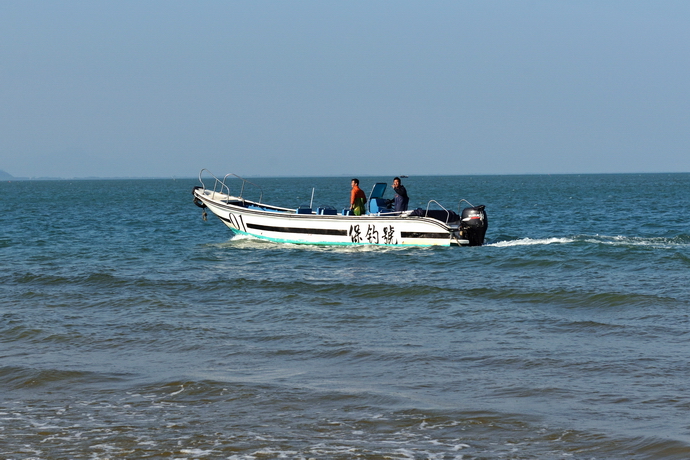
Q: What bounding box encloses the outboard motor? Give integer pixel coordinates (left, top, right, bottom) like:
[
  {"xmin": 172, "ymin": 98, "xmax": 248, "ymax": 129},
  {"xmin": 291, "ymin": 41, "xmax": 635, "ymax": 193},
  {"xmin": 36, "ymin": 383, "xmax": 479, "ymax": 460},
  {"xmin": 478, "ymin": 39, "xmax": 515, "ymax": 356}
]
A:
[{"xmin": 460, "ymin": 205, "xmax": 488, "ymax": 246}]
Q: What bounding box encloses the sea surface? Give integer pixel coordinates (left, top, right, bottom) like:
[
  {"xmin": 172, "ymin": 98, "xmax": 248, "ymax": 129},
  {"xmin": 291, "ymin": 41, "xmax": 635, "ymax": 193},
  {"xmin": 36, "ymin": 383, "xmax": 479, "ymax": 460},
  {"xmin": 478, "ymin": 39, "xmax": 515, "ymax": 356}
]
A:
[{"xmin": 1, "ymin": 173, "xmax": 689, "ymax": 459}]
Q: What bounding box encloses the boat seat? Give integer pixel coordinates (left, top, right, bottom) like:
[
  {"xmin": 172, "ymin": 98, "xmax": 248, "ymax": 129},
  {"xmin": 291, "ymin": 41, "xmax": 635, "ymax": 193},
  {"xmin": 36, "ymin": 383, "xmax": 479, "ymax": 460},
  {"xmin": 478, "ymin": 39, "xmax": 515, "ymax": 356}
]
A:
[
  {"xmin": 317, "ymin": 207, "xmax": 337, "ymax": 215},
  {"xmin": 369, "ymin": 198, "xmax": 392, "ymax": 214},
  {"xmin": 342, "ymin": 209, "xmax": 352, "ymax": 216},
  {"xmin": 296, "ymin": 207, "xmax": 312, "ymax": 214},
  {"xmin": 367, "ymin": 182, "xmax": 392, "ymax": 214}
]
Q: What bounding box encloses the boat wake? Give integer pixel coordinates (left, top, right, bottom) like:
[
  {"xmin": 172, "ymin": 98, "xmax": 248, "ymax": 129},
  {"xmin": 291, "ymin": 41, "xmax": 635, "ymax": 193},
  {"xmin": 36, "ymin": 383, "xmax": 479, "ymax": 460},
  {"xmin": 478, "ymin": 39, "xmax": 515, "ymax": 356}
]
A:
[
  {"xmin": 584, "ymin": 234, "xmax": 690, "ymax": 248},
  {"xmin": 486, "ymin": 237, "xmax": 574, "ymax": 248},
  {"xmin": 488, "ymin": 234, "xmax": 690, "ymax": 249}
]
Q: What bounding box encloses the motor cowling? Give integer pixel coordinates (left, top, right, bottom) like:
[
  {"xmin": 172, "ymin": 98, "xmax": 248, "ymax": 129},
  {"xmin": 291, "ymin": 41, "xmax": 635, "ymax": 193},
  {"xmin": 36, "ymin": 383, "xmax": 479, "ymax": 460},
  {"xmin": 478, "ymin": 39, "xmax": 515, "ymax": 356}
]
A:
[{"xmin": 460, "ymin": 205, "xmax": 488, "ymax": 246}]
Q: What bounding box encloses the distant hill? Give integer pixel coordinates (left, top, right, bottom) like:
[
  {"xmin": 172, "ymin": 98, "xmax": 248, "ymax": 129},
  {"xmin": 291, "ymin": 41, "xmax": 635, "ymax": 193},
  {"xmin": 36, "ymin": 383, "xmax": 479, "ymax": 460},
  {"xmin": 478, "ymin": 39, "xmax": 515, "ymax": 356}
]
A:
[{"xmin": 0, "ymin": 170, "xmax": 15, "ymax": 180}]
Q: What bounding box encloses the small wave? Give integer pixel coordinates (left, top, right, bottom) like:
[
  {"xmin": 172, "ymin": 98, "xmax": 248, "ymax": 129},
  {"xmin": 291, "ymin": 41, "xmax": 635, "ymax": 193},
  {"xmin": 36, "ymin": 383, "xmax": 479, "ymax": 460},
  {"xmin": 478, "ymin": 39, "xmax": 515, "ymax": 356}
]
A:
[
  {"xmin": 460, "ymin": 286, "xmax": 678, "ymax": 310},
  {"xmin": 0, "ymin": 366, "xmax": 124, "ymax": 390},
  {"xmin": 13, "ymin": 271, "xmax": 127, "ymax": 288},
  {"xmin": 204, "ymin": 276, "xmax": 462, "ymax": 300}
]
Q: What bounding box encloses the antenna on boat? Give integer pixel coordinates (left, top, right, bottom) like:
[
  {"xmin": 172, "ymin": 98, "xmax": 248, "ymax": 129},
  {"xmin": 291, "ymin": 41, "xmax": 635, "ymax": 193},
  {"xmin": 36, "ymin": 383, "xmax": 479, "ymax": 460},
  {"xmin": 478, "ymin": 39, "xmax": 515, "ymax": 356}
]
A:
[{"xmin": 309, "ymin": 188, "xmax": 315, "ymax": 209}]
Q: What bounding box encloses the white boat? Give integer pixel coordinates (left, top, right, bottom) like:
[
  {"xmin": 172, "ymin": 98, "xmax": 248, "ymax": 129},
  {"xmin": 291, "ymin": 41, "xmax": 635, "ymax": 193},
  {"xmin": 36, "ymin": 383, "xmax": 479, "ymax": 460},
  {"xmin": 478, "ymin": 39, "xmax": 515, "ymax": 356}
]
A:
[{"xmin": 192, "ymin": 170, "xmax": 488, "ymax": 247}]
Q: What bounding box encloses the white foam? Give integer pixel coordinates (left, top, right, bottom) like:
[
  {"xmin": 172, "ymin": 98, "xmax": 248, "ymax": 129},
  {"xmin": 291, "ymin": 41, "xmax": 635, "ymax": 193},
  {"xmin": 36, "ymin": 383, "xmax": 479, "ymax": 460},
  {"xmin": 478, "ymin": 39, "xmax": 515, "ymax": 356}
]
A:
[
  {"xmin": 585, "ymin": 235, "xmax": 688, "ymax": 248},
  {"xmin": 180, "ymin": 448, "xmax": 214, "ymax": 456},
  {"xmin": 89, "ymin": 443, "xmax": 118, "ymax": 451},
  {"xmin": 392, "ymin": 448, "xmax": 418, "ymax": 459},
  {"xmin": 488, "ymin": 234, "xmax": 688, "ymax": 249},
  {"xmin": 487, "ymin": 237, "xmax": 573, "ymax": 247},
  {"xmin": 170, "ymin": 385, "xmax": 185, "ymax": 396}
]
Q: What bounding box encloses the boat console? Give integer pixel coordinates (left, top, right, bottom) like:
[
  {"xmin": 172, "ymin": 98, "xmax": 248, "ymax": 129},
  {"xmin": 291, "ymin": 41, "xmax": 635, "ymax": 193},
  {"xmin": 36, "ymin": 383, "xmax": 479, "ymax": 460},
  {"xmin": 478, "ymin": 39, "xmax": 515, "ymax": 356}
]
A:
[{"xmin": 368, "ymin": 182, "xmax": 393, "ymax": 214}]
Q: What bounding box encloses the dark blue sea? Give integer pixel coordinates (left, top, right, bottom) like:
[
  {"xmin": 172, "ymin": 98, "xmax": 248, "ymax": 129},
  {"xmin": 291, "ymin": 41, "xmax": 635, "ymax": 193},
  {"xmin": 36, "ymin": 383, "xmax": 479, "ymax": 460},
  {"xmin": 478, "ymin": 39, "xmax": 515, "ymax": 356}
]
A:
[{"xmin": 1, "ymin": 173, "xmax": 689, "ymax": 459}]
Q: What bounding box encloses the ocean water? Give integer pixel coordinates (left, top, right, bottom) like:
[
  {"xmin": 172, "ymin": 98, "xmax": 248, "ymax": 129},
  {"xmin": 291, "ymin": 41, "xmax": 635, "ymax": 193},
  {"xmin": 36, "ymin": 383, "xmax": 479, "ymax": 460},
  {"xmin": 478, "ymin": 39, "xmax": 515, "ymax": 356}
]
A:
[{"xmin": 1, "ymin": 173, "xmax": 689, "ymax": 459}]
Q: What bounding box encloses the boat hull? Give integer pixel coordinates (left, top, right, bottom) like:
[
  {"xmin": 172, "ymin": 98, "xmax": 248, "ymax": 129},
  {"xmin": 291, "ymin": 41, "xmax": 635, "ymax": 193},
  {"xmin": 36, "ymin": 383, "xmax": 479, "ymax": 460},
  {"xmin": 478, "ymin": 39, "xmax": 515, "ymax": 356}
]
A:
[{"xmin": 194, "ymin": 188, "xmax": 465, "ymax": 247}]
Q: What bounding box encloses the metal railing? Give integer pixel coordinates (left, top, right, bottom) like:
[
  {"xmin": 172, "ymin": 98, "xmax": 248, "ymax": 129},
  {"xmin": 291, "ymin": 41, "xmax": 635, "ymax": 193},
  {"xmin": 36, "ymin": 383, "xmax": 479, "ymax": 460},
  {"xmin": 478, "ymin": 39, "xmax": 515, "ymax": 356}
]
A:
[
  {"xmin": 424, "ymin": 200, "xmax": 451, "ymax": 223},
  {"xmin": 198, "ymin": 169, "xmax": 263, "ymax": 204},
  {"xmin": 421, "ymin": 199, "xmax": 476, "ymax": 224},
  {"xmin": 457, "ymin": 199, "xmax": 475, "ymax": 215}
]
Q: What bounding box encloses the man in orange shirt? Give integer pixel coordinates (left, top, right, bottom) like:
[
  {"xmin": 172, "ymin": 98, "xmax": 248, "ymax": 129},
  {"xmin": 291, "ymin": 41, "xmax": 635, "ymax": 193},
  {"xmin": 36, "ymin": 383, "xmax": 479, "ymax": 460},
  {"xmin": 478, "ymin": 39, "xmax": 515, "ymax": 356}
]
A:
[{"xmin": 350, "ymin": 179, "xmax": 367, "ymax": 216}]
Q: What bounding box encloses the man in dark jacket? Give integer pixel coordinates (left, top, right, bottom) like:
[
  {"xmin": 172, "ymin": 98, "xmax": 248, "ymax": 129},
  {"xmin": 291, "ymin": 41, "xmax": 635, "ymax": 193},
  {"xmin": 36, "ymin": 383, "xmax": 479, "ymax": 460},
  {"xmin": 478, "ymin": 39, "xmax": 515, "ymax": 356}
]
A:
[{"xmin": 392, "ymin": 177, "xmax": 409, "ymax": 212}]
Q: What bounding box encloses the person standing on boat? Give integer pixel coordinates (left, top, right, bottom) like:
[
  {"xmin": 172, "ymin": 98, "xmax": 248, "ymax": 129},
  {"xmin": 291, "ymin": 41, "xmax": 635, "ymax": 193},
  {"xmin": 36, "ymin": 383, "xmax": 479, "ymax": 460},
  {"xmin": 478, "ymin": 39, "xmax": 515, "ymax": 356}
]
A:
[
  {"xmin": 392, "ymin": 177, "xmax": 409, "ymax": 212},
  {"xmin": 350, "ymin": 179, "xmax": 367, "ymax": 216}
]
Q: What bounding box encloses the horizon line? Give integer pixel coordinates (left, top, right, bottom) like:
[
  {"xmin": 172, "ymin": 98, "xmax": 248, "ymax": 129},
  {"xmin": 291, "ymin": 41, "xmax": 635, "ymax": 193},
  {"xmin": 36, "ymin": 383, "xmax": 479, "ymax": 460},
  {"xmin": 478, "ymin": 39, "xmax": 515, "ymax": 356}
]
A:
[{"xmin": 2, "ymin": 171, "xmax": 689, "ymax": 181}]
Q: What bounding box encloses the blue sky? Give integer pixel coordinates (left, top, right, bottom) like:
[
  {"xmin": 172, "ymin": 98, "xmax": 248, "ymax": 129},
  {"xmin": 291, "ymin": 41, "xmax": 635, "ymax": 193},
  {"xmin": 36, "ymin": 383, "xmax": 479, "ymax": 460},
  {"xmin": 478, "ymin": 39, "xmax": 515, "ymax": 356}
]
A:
[{"xmin": 1, "ymin": 1, "xmax": 689, "ymax": 178}]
